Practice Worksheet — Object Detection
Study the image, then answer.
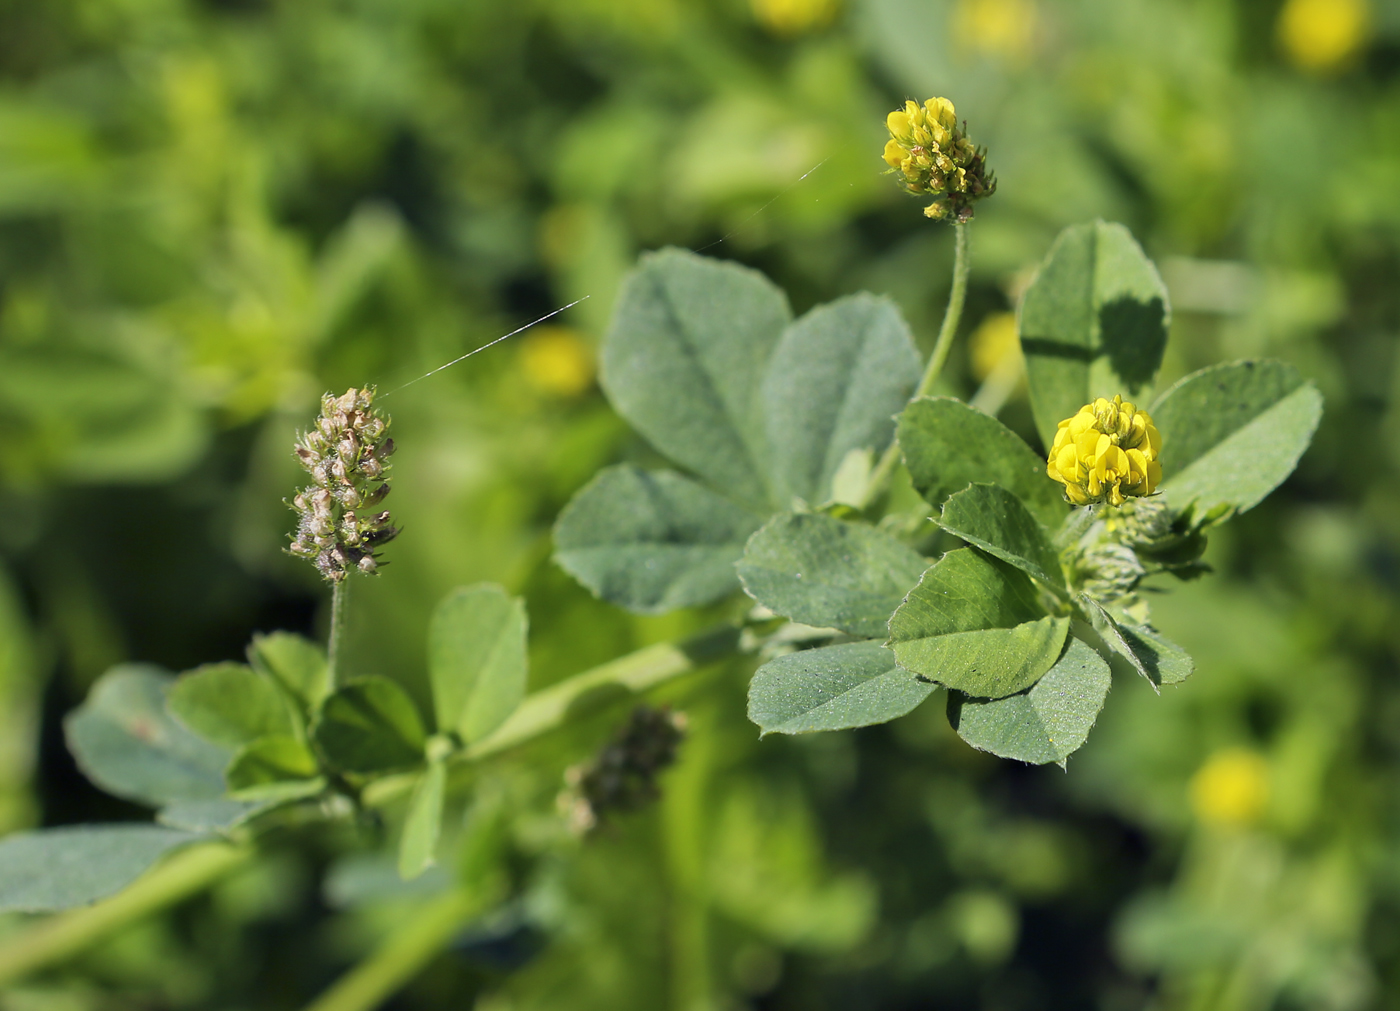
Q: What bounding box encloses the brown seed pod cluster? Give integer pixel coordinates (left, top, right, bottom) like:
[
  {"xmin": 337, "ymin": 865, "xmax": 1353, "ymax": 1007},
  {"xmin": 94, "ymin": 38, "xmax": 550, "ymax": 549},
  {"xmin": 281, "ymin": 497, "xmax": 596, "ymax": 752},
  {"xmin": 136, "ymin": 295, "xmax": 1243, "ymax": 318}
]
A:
[
  {"xmin": 288, "ymin": 387, "xmax": 399, "ymax": 583},
  {"xmin": 559, "ymin": 705, "xmax": 688, "ymax": 835}
]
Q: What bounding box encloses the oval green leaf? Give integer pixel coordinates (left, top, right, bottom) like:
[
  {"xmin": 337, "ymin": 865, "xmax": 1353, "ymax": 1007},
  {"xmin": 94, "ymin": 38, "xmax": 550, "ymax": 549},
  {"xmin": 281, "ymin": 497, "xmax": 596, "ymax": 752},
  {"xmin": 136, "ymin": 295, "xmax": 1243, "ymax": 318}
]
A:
[
  {"xmin": 398, "ymin": 759, "xmax": 446, "ymax": 881},
  {"xmin": 312, "ymin": 677, "xmax": 427, "ymax": 775},
  {"xmin": 167, "ymin": 662, "xmax": 296, "ymax": 750},
  {"xmin": 64, "ymin": 665, "xmax": 228, "ymax": 807},
  {"xmin": 762, "ymin": 293, "xmax": 921, "ymax": 507},
  {"xmin": 0, "ymin": 825, "xmax": 209, "ymax": 913},
  {"xmin": 948, "ymin": 636, "xmax": 1112, "ymax": 765},
  {"xmin": 225, "ymin": 734, "xmax": 322, "ymax": 800},
  {"xmin": 247, "ymin": 632, "xmax": 328, "ymax": 715},
  {"xmin": 1151, "ymin": 359, "xmax": 1322, "ymax": 525},
  {"xmin": 601, "ymin": 248, "xmax": 791, "ymax": 510},
  {"xmin": 938, "ymin": 484, "xmax": 1064, "ymax": 589},
  {"xmin": 747, "ymin": 641, "xmax": 936, "ymax": 735},
  {"xmin": 887, "ymin": 549, "xmax": 1069, "ymax": 698},
  {"xmin": 737, "ymin": 512, "xmax": 928, "ymax": 638},
  {"xmin": 429, "ymin": 584, "xmax": 528, "ymax": 743},
  {"xmin": 554, "ymin": 464, "xmax": 762, "ymax": 614},
  {"xmin": 897, "ymin": 397, "xmax": 1066, "ymax": 530}
]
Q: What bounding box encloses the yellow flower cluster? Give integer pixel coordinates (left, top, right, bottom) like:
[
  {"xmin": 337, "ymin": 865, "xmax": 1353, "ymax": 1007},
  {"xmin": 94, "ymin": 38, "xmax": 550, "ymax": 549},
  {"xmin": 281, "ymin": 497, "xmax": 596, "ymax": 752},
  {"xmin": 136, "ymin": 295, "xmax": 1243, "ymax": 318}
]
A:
[
  {"xmin": 882, "ymin": 97, "xmax": 995, "ymax": 222},
  {"xmin": 1047, "ymin": 395, "xmax": 1162, "ymax": 507}
]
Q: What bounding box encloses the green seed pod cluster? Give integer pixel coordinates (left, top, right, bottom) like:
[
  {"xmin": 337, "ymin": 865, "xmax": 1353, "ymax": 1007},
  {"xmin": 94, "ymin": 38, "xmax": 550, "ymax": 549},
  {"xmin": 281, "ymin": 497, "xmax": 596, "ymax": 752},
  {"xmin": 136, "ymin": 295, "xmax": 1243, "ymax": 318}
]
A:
[{"xmin": 288, "ymin": 387, "xmax": 398, "ymax": 583}]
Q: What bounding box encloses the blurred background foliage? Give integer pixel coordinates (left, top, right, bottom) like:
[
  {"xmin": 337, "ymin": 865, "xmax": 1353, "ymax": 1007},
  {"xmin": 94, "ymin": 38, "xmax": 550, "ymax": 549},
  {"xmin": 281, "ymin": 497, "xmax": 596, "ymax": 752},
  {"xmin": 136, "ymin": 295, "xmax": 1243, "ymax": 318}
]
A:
[{"xmin": 1, "ymin": 0, "xmax": 1399, "ymax": 1007}]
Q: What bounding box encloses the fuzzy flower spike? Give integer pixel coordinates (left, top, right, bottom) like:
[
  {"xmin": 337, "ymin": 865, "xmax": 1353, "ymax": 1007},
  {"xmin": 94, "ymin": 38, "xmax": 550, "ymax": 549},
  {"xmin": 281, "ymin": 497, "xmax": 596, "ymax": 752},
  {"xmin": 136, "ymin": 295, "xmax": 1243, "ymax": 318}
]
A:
[
  {"xmin": 883, "ymin": 96, "xmax": 996, "ymax": 222},
  {"xmin": 288, "ymin": 386, "xmax": 398, "ymax": 582},
  {"xmin": 1047, "ymin": 395, "xmax": 1162, "ymax": 507}
]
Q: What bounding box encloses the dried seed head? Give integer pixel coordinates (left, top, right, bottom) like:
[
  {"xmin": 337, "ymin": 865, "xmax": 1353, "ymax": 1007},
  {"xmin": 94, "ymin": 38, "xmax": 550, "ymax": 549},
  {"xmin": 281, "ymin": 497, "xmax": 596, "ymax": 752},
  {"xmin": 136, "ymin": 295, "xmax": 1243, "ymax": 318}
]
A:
[
  {"xmin": 287, "ymin": 386, "xmax": 399, "ymax": 582},
  {"xmin": 558, "ymin": 706, "xmax": 687, "ymax": 836}
]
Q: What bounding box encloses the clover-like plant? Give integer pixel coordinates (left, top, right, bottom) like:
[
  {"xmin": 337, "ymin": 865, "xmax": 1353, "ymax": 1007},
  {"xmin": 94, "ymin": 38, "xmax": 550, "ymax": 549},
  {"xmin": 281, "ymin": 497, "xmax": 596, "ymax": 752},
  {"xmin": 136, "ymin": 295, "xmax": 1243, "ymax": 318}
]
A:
[
  {"xmin": 554, "ymin": 98, "xmax": 1321, "ymax": 766},
  {"xmin": 0, "ymin": 96, "xmax": 1323, "ymax": 1008}
]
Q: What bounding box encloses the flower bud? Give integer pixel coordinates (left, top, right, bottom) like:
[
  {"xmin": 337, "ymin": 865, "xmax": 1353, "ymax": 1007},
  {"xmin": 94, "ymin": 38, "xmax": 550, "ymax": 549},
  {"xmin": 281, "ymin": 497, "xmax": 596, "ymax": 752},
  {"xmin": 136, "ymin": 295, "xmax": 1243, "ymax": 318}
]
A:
[{"xmin": 1047, "ymin": 395, "xmax": 1162, "ymax": 507}]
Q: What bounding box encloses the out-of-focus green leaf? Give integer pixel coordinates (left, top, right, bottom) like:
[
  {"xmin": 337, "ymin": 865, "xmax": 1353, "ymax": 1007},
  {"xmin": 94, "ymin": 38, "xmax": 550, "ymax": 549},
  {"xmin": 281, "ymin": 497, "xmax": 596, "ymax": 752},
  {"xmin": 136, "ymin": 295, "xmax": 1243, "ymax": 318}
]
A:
[
  {"xmin": 65, "ymin": 665, "xmax": 227, "ymax": 807},
  {"xmin": 887, "ymin": 549, "xmax": 1069, "ymax": 698},
  {"xmin": 157, "ymin": 799, "xmax": 275, "ymax": 833},
  {"xmin": 312, "ymin": 677, "xmax": 426, "ymax": 775},
  {"xmin": 428, "ymin": 584, "xmax": 527, "ymax": 743},
  {"xmin": 738, "ymin": 512, "xmax": 927, "ymax": 638},
  {"xmin": 708, "ymin": 781, "xmax": 876, "ymax": 952},
  {"xmin": 554, "ymin": 464, "xmax": 762, "ymax": 613},
  {"xmin": 0, "ymin": 566, "xmax": 37, "ymax": 835},
  {"xmin": 0, "ymin": 100, "xmax": 100, "ymax": 214},
  {"xmin": 762, "ymin": 294, "xmax": 920, "ymax": 506},
  {"xmin": 897, "ymin": 397, "xmax": 1066, "ymax": 529},
  {"xmin": 1020, "ymin": 221, "xmax": 1170, "ymax": 449},
  {"xmin": 747, "ymin": 641, "xmax": 935, "ymax": 735},
  {"xmin": 0, "ymin": 347, "xmax": 208, "ymax": 485},
  {"xmin": 938, "ymin": 484, "xmax": 1064, "ymax": 589},
  {"xmin": 225, "ymin": 735, "xmax": 322, "ymax": 800},
  {"xmin": 600, "ymin": 248, "xmax": 790, "ymax": 510},
  {"xmin": 0, "ymin": 825, "xmax": 207, "ymax": 913},
  {"xmin": 1151, "ymin": 360, "xmax": 1322, "ymax": 524},
  {"xmin": 167, "ymin": 663, "xmax": 296, "ymax": 750},
  {"xmin": 948, "ymin": 636, "xmax": 1112, "ymax": 765},
  {"xmin": 247, "ymin": 632, "xmax": 329, "ymax": 715},
  {"xmin": 398, "ymin": 760, "xmax": 446, "ymax": 881}
]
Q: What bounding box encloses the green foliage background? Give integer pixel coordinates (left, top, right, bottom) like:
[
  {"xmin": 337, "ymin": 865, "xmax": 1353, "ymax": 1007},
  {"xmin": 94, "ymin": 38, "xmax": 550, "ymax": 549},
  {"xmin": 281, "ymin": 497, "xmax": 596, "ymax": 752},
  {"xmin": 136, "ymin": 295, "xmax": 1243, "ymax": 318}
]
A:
[{"xmin": 1, "ymin": 0, "xmax": 1399, "ymax": 1007}]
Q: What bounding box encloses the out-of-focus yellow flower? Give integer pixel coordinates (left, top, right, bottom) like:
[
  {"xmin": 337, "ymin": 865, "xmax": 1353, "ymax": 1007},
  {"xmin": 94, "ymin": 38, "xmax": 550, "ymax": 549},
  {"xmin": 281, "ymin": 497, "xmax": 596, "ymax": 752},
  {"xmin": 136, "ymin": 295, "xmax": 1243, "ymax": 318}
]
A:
[
  {"xmin": 953, "ymin": 0, "xmax": 1036, "ymax": 62},
  {"xmin": 1190, "ymin": 748, "xmax": 1270, "ymax": 827},
  {"xmin": 751, "ymin": 0, "xmax": 839, "ymax": 35},
  {"xmin": 1046, "ymin": 395, "xmax": 1162, "ymax": 507},
  {"xmin": 882, "ymin": 97, "xmax": 995, "ymax": 222},
  {"xmin": 1278, "ymin": 0, "xmax": 1369, "ymax": 73},
  {"xmin": 969, "ymin": 312, "xmax": 1022, "ymax": 382},
  {"xmin": 521, "ymin": 326, "xmax": 595, "ymax": 397}
]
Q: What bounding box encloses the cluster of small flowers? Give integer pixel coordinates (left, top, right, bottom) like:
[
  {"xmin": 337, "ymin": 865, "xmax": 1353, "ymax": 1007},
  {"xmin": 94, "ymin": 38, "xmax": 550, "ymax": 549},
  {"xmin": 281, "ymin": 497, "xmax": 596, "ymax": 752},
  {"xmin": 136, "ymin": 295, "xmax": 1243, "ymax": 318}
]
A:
[
  {"xmin": 1047, "ymin": 395, "xmax": 1163, "ymax": 507},
  {"xmin": 288, "ymin": 387, "xmax": 398, "ymax": 583},
  {"xmin": 882, "ymin": 97, "xmax": 996, "ymax": 222},
  {"xmin": 558, "ymin": 706, "xmax": 687, "ymax": 835}
]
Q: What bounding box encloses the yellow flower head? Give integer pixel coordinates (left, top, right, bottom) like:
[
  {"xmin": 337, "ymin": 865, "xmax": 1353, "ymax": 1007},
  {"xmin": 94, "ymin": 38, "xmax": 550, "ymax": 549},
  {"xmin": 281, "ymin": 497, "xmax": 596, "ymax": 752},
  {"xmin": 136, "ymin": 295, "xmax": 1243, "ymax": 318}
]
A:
[
  {"xmin": 1046, "ymin": 395, "xmax": 1162, "ymax": 507},
  {"xmin": 751, "ymin": 0, "xmax": 840, "ymax": 35},
  {"xmin": 882, "ymin": 97, "xmax": 995, "ymax": 222},
  {"xmin": 1278, "ymin": 0, "xmax": 1369, "ymax": 74},
  {"xmin": 1190, "ymin": 748, "xmax": 1269, "ymax": 827}
]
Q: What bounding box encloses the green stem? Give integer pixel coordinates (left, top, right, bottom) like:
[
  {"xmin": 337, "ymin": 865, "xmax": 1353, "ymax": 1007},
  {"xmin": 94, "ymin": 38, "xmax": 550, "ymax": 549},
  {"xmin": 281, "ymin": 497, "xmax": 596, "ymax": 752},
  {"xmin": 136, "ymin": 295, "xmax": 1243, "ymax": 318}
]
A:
[
  {"xmin": 301, "ymin": 885, "xmax": 496, "ymax": 1011},
  {"xmin": 867, "ymin": 221, "xmax": 972, "ymax": 501},
  {"xmin": 327, "ymin": 578, "xmax": 349, "ymax": 691},
  {"xmin": 0, "ymin": 842, "xmax": 252, "ymax": 986},
  {"xmin": 361, "ymin": 625, "xmax": 741, "ymax": 809}
]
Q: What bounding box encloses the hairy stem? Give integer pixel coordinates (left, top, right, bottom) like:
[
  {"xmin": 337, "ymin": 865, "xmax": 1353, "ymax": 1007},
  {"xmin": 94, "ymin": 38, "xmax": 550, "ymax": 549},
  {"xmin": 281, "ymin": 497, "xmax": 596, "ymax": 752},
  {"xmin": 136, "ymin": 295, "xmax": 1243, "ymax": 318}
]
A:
[
  {"xmin": 327, "ymin": 578, "xmax": 349, "ymax": 691},
  {"xmin": 867, "ymin": 221, "xmax": 972, "ymax": 501},
  {"xmin": 301, "ymin": 884, "xmax": 498, "ymax": 1011},
  {"xmin": 0, "ymin": 842, "xmax": 253, "ymax": 986}
]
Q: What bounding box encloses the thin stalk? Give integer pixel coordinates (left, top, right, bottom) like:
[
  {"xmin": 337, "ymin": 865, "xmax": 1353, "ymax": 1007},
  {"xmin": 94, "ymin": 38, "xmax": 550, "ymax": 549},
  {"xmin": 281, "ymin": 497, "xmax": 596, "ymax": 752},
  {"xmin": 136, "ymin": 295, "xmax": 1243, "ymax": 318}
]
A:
[
  {"xmin": 327, "ymin": 578, "xmax": 349, "ymax": 691},
  {"xmin": 301, "ymin": 885, "xmax": 498, "ymax": 1011},
  {"xmin": 0, "ymin": 842, "xmax": 252, "ymax": 986},
  {"xmin": 867, "ymin": 221, "xmax": 972, "ymax": 501}
]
